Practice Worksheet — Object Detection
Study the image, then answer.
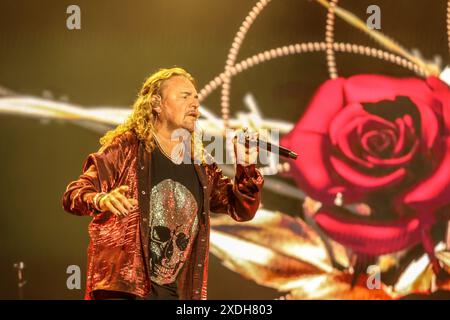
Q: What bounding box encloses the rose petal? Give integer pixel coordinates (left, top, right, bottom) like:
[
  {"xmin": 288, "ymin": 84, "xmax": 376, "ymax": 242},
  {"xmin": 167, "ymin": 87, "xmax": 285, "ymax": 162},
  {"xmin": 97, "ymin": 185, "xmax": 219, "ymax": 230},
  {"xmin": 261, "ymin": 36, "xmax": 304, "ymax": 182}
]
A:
[
  {"xmin": 403, "ymin": 114, "xmax": 415, "ymax": 133},
  {"xmin": 393, "ymin": 117, "xmax": 406, "ymax": 155},
  {"xmin": 359, "ymin": 116, "xmax": 396, "ymax": 134},
  {"xmin": 314, "ymin": 207, "xmax": 425, "ymax": 255},
  {"xmin": 283, "ymin": 132, "xmax": 349, "ymax": 204},
  {"xmin": 336, "ymin": 117, "xmax": 374, "ymax": 169},
  {"xmin": 381, "ymin": 129, "xmax": 397, "ymax": 151},
  {"xmin": 361, "ymin": 130, "xmax": 380, "ymax": 155},
  {"xmin": 329, "ymin": 103, "xmax": 394, "ymax": 145},
  {"xmin": 408, "ymin": 96, "xmax": 439, "ymax": 149},
  {"xmin": 344, "ymin": 74, "xmax": 436, "ymax": 106},
  {"xmin": 330, "ymin": 155, "xmax": 405, "ymax": 189},
  {"xmin": 365, "ymin": 139, "xmax": 419, "ymax": 167},
  {"xmin": 401, "ymin": 137, "xmax": 450, "ymax": 213},
  {"xmin": 361, "ymin": 130, "xmax": 396, "ymax": 157},
  {"xmin": 361, "ymin": 129, "xmax": 395, "ymax": 156},
  {"xmin": 294, "ymin": 78, "xmax": 347, "ymax": 134},
  {"xmin": 344, "ymin": 74, "xmax": 438, "ymax": 149},
  {"xmin": 426, "ymin": 76, "xmax": 450, "ymax": 135},
  {"xmin": 329, "ymin": 103, "xmax": 366, "ymax": 144},
  {"xmin": 402, "ymin": 114, "xmax": 418, "ymax": 151}
]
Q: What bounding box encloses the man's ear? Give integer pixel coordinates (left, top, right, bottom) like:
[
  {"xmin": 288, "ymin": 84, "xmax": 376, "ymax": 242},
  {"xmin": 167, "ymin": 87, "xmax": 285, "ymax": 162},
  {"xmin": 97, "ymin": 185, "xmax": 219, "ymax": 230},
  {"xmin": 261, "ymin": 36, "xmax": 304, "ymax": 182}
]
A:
[{"xmin": 151, "ymin": 94, "xmax": 162, "ymax": 114}]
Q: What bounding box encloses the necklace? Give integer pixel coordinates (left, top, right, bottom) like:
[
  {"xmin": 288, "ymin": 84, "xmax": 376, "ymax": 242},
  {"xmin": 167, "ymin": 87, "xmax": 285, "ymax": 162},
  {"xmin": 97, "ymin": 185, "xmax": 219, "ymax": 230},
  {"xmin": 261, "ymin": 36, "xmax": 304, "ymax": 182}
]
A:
[{"xmin": 153, "ymin": 132, "xmax": 184, "ymax": 164}]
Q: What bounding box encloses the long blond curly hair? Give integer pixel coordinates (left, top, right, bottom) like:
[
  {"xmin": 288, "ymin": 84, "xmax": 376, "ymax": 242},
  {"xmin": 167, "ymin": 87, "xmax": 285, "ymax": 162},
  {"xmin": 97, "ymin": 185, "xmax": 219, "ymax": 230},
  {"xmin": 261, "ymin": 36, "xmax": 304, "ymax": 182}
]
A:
[{"xmin": 99, "ymin": 67, "xmax": 195, "ymax": 152}]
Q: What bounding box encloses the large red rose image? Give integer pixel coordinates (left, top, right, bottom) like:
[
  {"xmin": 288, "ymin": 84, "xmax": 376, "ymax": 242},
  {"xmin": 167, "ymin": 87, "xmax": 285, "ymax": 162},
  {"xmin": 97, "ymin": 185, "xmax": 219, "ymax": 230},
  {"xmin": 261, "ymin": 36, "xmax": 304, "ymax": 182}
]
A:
[{"xmin": 281, "ymin": 74, "xmax": 450, "ymax": 271}]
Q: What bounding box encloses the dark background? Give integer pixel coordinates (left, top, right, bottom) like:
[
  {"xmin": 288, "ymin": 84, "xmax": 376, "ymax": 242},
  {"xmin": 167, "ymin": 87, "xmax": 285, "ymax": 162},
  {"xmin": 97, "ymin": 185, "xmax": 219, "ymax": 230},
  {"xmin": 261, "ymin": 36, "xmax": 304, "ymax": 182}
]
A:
[{"xmin": 0, "ymin": 0, "xmax": 448, "ymax": 299}]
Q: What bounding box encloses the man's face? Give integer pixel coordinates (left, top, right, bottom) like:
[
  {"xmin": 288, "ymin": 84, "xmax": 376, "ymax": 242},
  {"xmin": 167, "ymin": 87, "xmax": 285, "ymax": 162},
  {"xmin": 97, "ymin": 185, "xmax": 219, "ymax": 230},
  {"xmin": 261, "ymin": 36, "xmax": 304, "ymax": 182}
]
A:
[{"xmin": 158, "ymin": 75, "xmax": 199, "ymax": 133}]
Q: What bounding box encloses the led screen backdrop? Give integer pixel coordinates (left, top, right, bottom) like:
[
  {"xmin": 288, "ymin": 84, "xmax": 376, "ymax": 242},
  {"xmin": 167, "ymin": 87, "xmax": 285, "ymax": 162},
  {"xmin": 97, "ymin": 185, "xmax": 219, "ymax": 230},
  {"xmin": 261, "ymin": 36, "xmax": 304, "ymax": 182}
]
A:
[{"xmin": 0, "ymin": 0, "xmax": 449, "ymax": 299}]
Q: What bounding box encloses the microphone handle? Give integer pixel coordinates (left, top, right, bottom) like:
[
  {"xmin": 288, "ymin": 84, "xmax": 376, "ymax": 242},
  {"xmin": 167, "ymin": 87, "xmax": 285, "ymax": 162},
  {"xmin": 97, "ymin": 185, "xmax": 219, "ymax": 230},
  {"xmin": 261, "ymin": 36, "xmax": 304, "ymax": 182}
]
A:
[
  {"xmin": 258, "ymin": 139, "xmax": 298, "ymax": 160},
  {"xmin": 240, "ymin": 137, "xmax": 298, "ymax": 160}
]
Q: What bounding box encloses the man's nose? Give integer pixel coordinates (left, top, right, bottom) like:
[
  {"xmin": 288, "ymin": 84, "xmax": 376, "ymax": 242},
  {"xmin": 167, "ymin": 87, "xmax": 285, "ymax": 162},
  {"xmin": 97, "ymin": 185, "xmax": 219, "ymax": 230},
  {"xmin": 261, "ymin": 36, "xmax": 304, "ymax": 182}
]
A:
[{"xmin": 191, "ymin": 99, "xmax": 200, "ymax": 109}]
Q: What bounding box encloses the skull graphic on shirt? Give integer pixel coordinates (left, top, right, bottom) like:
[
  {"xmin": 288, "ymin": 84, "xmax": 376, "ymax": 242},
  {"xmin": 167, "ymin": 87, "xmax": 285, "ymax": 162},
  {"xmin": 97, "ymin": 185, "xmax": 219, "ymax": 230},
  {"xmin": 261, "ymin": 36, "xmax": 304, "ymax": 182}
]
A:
[{"xmin": 149, "ymin": 179, "xmax": 199, "ymax": 284}]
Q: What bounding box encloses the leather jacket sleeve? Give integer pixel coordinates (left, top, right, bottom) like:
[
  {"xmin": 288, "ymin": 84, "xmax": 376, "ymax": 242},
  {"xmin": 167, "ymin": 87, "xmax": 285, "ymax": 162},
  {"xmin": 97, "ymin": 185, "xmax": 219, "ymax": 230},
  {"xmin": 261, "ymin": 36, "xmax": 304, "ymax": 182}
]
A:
[
  {"xmin": 62, "ymin": 132, "xmax": 135, "ymax": 216},
  {"xmin": 207, "ymin": 163, "xmax": 264, "ymax": 222}
]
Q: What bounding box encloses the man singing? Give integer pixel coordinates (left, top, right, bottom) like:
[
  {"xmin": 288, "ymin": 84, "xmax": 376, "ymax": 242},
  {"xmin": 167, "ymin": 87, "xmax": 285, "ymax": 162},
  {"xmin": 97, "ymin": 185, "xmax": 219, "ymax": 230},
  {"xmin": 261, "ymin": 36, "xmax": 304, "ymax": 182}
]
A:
[{"xmin": 62, "ymin": 67, "xmax": 264, "ymax": 300}]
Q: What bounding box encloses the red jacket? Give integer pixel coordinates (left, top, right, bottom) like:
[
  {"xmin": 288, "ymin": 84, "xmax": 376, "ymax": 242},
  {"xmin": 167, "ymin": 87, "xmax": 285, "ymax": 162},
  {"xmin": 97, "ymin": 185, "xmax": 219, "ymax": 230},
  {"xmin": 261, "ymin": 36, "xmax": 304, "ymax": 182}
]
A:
[{"xmin": 62, "ymin": 131, "xmax": 263, "ymax": 299}]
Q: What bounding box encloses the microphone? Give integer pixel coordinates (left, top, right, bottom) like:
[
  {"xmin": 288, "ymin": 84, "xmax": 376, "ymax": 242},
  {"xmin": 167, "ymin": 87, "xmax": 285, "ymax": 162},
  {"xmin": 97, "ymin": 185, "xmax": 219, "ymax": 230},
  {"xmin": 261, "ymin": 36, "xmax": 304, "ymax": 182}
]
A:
[{"xmin": 238, "ymin": 136, "xmax": 298, "ymax": 160}]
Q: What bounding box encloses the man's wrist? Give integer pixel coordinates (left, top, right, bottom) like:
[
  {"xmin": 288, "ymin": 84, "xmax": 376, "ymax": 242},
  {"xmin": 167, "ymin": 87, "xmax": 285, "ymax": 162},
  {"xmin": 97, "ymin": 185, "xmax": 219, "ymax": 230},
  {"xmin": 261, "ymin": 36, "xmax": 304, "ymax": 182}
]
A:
[{"xmin": 92, "ymin": 192, "xmax": 108, "ymax": 212}]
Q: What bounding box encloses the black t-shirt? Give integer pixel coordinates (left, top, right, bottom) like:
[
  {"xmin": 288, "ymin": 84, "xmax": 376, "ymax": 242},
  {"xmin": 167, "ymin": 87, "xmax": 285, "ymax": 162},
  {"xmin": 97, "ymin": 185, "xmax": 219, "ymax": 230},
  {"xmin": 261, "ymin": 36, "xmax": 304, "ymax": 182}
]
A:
[{"xmin": 147, "ymin": 144, "xmax": 203, "ymax": 299}]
